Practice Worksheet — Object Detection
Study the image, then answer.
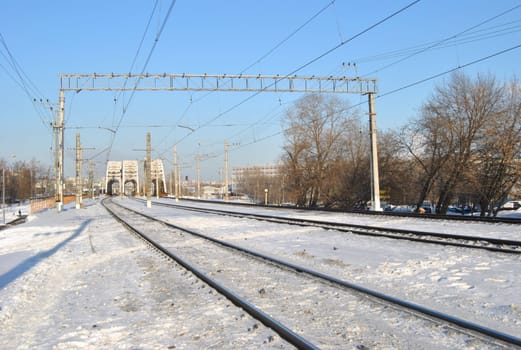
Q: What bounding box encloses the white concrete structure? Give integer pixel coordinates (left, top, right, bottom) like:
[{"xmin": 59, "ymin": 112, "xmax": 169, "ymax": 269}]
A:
[
  {"xmin": 105, "ymin": 160, "xmax": 140, "ymax": 196},
  {"xmin": 105, "ymin": 159, "xmax": 166, "ymax": 196},
  {"xmin": 150, "ymin": 159, "xmax": 166, "ymax": 196},
  {"xmin": 105, "ymin": 161, "xmax": 123, "ymax": 195},
  {"xmin": 122, "ymin": 160, "xmax": 139, "ymax": 196}
]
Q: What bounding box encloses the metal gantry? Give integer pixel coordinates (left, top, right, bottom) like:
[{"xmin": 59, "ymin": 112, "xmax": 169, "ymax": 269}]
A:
[
  {"xmin": 55, "ymin": 73, "xmax": 381, "ymax": 211},
  {"xmin": 60, "ymin": 73, "xmax": 377, "ymax": 95}
]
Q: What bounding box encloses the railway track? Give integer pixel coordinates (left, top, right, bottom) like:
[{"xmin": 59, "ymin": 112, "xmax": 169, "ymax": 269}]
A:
[
  {"xmin": 179, "ymin": 197, "xmax": 521, "ymax": 224},
  {"xmin": 103, "ymin": 197, "xmax": 521, "ymax": 349},
  {"xmin": 135, "ymin": 198, "xmax": 521, "ymax": 255}
]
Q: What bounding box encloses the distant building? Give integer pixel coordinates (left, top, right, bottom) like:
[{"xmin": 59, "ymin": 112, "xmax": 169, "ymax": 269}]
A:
[
  {"xmin": 233, "ymin": 163, "xmax": 281, "ymax": 181},
  {"xmin": 232, "ymin": 163, "xmax": 282, "ymax": 194},
  {"xmin": 232, "ymin": 163, "xmax": 284, "ymax": 203}
]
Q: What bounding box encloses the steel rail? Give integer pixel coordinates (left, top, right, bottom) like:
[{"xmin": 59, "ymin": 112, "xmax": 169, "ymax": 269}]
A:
[
  {"xmin": 102, "ymin": 198, "xmax": 319, "ymax": 350},
  {"xmin": 113, "ymin": 198, "xmax": 521, "ymax": 348},
  {"xmin": 137, "ymin": 198, "xmax": 521, "ymax": 254},
  {"xmin": 179, "ymin": 196, "xmax": 521, "ymax": 224}
]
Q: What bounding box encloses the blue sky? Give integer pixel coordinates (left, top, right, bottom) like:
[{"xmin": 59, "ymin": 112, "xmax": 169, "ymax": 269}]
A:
[{"xmin": 1, "ymin": 0, "xmax": 520, "ymax": 181}]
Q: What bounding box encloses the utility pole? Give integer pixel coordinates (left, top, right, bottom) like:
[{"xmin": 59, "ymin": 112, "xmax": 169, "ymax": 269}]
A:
[
  {"xmin": 173, "ymin": 145, "xmax": 178, "ymax": 202},
  {"xmin": 194, "ymin": 153, "xmax": 214, "ymax": 199},
  {"xmin": 73, "ymin": 134, "xmax": 94, "ymax": 208},
  {"xmin": 75, "ymin": 133, "xmax": 82, "ymax": 209},
  {"xmin": 88, "ymin": 160, "xmax": 94, "ymax": 199},
  {"xmin": 2, "ymin": 168, "xmax": 5, "ymax": 225},
  {"xmin": 155, "ymin": 161, "xmax": 159, "ymax": 199},
  {"xmin": 224, "ymin": 141, "xmax": 229, "ymax": 201},
  {"xmin": 196, "ymin": 154, "xmax": 201, "ymax": 199},
  {"xmin": 56, "ymin": 89, "xmax": 65, "ymax": 212},
  {"xmin": 178, "ymin": 160, "xmax": 182, "ymax": 198},
  {"xmin": 169, "ymin": 168, "xmax": 173, "ymax": 195},
  {"xmin": 368, "ymin": 92, "xmax": 381, "ymax": 211},
  {"xmin": 145, "ymin": 133, "xmax": 152, "ymax": 208}
]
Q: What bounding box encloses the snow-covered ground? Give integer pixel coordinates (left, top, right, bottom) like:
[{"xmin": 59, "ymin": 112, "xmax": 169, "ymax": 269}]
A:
[
  {"xmin": 0, "ymin": 199, "xmax": 290, "ymax": 349},
  {"xmin": 0, "ymin": 202, "xmax": 29, "ymax": 226},
  {"xmin": 134, "ymin": 199, "xmax": 521, "ymax": 335},
  {"xmin": 0, "ymin": 197, "xmax": 520, "ymax": 349}
]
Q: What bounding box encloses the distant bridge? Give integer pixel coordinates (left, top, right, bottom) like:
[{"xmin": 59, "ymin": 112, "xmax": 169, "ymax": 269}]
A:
[{"xmin": 105, "ymin": 160, "xmax": 166, "ymax": 196}]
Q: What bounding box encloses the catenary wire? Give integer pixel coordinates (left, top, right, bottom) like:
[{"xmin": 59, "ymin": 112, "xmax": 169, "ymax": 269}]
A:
[
  {"xmin": 209, "ymin": 42, "xmax": 521, "ymax": 159},
  {"xmin": 221, "ymin": 5, "xmax": 521, "ymax": 150},
  {"xmin": 0, "ymin": 33, "xmax": 53, "ymax": 129},
  {"xmin": 105, "ymin": 0, "xmax": 177, "ymax": 161},
  {"xmin": 353, "ymin": 19, "xmax": 521, "ymax": 64},
  {"xmin": 159, "ymin": 4, "xmax": 517, "ymax": 180},
  {"xmin": 378, "ymin": 43, "xmax": 521, "ymax": 98},
  {"xmin": 169, "ymin": 2, "xmax": 521, "ymax": 174},
  {"xmin": 154, "ymin": 0, "xmax": 338, "ymax": 153},
  {"xmin": 360, "ymin": 3, "xmax": 521, "ymax": 78},
  {"xmin": 161, "ymin": 0, "xmax": 421, "ymax": 159},
  {"xmin": 202, "ymin": 4, "xmax": 520, "ymax": 159},
  {"xmin": 105, "ymin": 0, "xmax": 160, "ymax": 128}
]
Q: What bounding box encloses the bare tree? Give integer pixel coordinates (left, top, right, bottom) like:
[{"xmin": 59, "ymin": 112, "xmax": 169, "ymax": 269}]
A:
[
  {"xmin": 328, "ymin": 118, "xmax": 370, "ymax": 208},
  {"xmin": 470, "ymin": 79, "xmax": 521, "ymax": 215},
  {"xmin": 378, "ymin": 130, "xmax": 419, "ymax": 206},
  {"xmin": 0, "ymin": 158, "xmax": 52, "ymax": 202},
  {"xmin": 282, "ymin": 94, "xmax": 358, "ymax": 207},
  {"xmin": 402, "ymin": 73, "xmax": 505, "ymax": 213},
  {"xmin": 399, "ymin": 108, "xmax": 453, "ymax": 211},
  {"xmin": 438, "ymin": 74, "xmax": 504, "ymax": 213},
  {"xmin": 281, "ymin": 137, "xmax": 310, "ymax": 206}
]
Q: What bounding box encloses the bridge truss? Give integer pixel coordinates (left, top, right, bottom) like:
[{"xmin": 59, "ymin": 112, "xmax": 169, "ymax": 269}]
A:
[{"xmin": 55, "ymin": 73, "xmax": 381, "ymax": 211}]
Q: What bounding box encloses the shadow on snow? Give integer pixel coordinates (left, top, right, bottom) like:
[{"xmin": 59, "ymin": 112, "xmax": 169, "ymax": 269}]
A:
[{"xmin": 0, "ymin": 219, "xmax": 93, "ymax": 290}]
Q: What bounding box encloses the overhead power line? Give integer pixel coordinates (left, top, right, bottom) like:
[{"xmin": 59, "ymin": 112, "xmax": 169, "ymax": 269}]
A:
[
  {"xmin": 379, "ymin": 43, "xmax": 521, "ymax": 98},
  {"xmin": 128, "ymin": 0, "xmax": 161, "ymax": 76},
  {"xmin": 354, "ymin": 19, "xmax": 521, "ymax": 64},
  {"xmin": 164, "ymin": 0, "xmax": 421, "ymax": 153},
  {"xmin": 240, "ymin": 0, "xmax": 337, "ymax": 75},
  {"xmin": 219, "ymin": 42, "xmax": 521, "ymax": 155},
  {"xmin": 201, "ymin": 2, "xmax": 519, "ymax": 157},
  {"xmin": 118, "ymin": 0, "xmax": 177, "ymax": 119},
  {"xmin": 290, "ymin": 0, "xmax": 422, "ymax": 74},
  {"xmin": 361, "ymin": 3, "xmax": 521, "ymax": 77},
  {"xmin": 106, "ymin": 0, "xmax": 160, "ymax": 128},
  {"xmin": 105, "ymin": 0, "xmax": 177, "ymax": 161},
  {"xmin": 220, "ymin": 1, "xmax": 521, "ymax": 153},
  {"xmin": 0, "ymin": 32, "xmax": 53, "ymax": 128},
  {"xmin": 169, "ymin": 0, "xmax": 337, "ymax": 143}
]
